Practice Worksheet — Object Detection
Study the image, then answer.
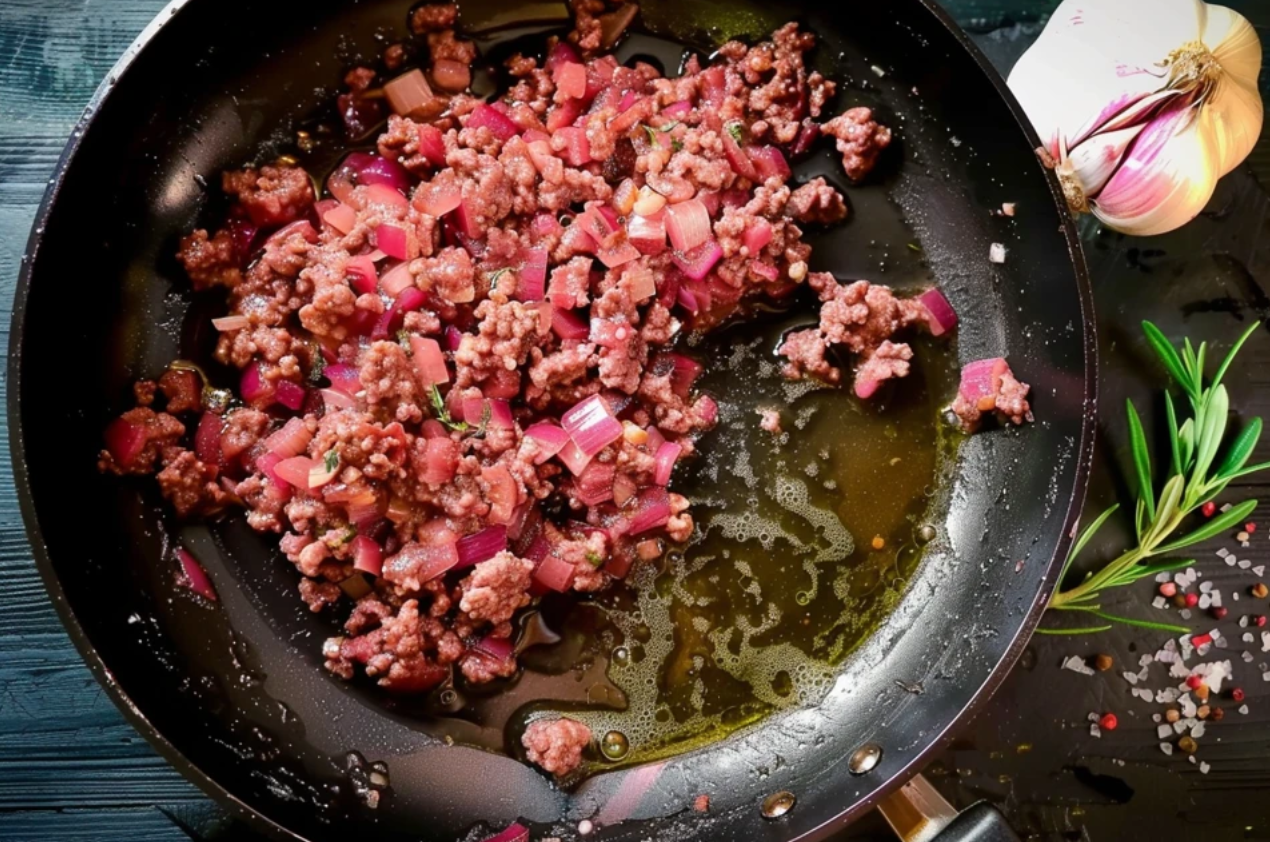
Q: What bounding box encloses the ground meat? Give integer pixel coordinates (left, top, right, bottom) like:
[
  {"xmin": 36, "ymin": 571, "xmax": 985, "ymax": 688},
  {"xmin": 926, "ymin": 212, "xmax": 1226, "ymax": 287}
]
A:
[
  {"xmin": 177, "ymin": 229, "xmax": 242, "ymax": 290},
  {"xmin": 156, "ymin": 449, "xmax": 231, "ymax": 517},
  {"xmin": 158, "ymin": 369, "xmax": 201, "ymax": 415},
  {"xmin": 221, "ymin": 166, "xmax": 315, "ymax": 228},
  {"xmin": 759, "ymin": 409, "xmax": 782, "ymax": 434},
  {"xmin": 823, "ymin": 107, "xmax": 893, "ymax": 182},
  {"xmin": 459, "ymin": 551, "xmax": 534, "ymax": 625},
  {"xmin": 788, "ymin": 178, "xmax": 847, "ymax": 224},
  {"xmin": 411, "ymin": 3, "xmax": 458, "ymax": 33},
  {"xmin": 950, "ymin": 361, "xmax": 1033, "ymax": 432},
  {"xmin": 103, "ymin": 13, "xmax": 953, "ymax": 721},
  {"xmin": 522, "ymin": 717, "xmax": 592, "ymax": 775}
]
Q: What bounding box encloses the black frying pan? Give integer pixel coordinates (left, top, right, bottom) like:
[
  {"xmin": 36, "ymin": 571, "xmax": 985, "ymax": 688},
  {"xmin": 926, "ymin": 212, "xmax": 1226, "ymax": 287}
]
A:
[{"xmin": 9, "ymin": 1, "xmax": 1095, "ymax": 840}]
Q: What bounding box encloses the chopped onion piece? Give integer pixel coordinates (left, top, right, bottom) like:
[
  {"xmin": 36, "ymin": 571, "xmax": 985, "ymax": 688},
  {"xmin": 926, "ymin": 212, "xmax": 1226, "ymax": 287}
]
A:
[
  {"xmin": 468, "ymin": 103, "xmax": 520, "ymax": 142},
  {"xmin": 551, "ymin": 307, "xmax": 590, "ymax": 341},
  {"xmin": 918, "ymin": 288, "xmax": 959, "ymax": 336},
  {"xmin": 323, "ymin": 203, "xmax": 358, "ymax": 234},
  {"xmin": 664, "ymin": 198, "xmax": 711, "ymax": 252},
  {"xmin": 264, "ymin": 417, "xmax": 313, "ymax": 458},
  {"xmin": 516, "ymin": 246, "xmax": 548, "ymax": 301},
  {"xmin": 324, "ymin": 364, "xmax": 360, "ymax": 396},
  {"xmin": 176, "ymin": 547, "xmax": 217, "ymax": 602},
  {"xmin": 375, "ymin": 224, "xmax": 412, "ymax": 260},
  {"xmin": 410, "ymin": 336, "xmax": 449, "ymax": 386},
  {"xmin": 959, "ymin": 358, "xmax": 1009, "ymax": 411},
  {"xmin": 378, "ymin": 262, "xmax": 415, "ymax": 297},
  {"xmin": 274, "ymin": 456, "xmax": 316, "ymax": 489},
  {"xmin": 456, "ymin": 525, "xmax": 509, "ymax": 569},
  {"xmin": 431, "ymin": 58, "xmax": 471, "ymax": 92},
  {"xmin": 532, "ymin": 553, "xmax": 576, "ymax": 592},
  {"xmin": 416, "ymin": 178, "xmax": 463, "ymax": 217},
  {"xmin": 212, "ymin": 315, "xmax": 250, "ymax": 332},
  {"xmin": 561, "ymin": 394, "xmax": 623, "ymax": 457},
  {"xmin": 556, "ymin": 438, "xmax": 593, "ymax": 476},
  {"xmin": 671, "ymin": 239, "xmax": 723, "ymax": 281},
  {"xmin": 384, "ymin": 69, "xmax": 437, "ymax": 118},
  {"xmin": 194, "ymin": 412, "xmax": 224, "ymax": 466},
  {"xmin": 653, "ymin": 441, "xmax": 682, "ymax": 485},
  {"xmin": 989, "ymin": 242, "xmax": 1007, "ymax": 263},
  {"xmin": 525, "ymin": 422, "xmax": 569, "ymax": 464},
  {"xmin": 352, "ymin": 535, "xmax": 383, "ymax": 577},
  {"xmin": 626, "ymin": 487, "xmax": 672, "ymax": 535},
  {"xmin": 274, "ymin": 380, "xmax": 306, "ymax": 411}
]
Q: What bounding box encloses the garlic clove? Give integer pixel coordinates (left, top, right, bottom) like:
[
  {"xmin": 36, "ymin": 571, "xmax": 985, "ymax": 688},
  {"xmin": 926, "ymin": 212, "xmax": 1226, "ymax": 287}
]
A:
[
  {"xmin": 1067, "ymin": 123, "xmax": 1148, "ymax": 199},
  {"xmin": 1093, "ymin": 102, "xmax": 1217, "ymax": 236}
]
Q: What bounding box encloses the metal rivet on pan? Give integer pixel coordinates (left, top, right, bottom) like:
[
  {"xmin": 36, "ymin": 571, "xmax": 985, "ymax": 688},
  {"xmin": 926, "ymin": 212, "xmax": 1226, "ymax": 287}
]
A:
[
  {"xmin": 760, "ymin": 790, "xmax": 796, "ymax": 819},
  {"xmin": 848, "ymin": 743, "xmax": 883, "ymax": 775}
]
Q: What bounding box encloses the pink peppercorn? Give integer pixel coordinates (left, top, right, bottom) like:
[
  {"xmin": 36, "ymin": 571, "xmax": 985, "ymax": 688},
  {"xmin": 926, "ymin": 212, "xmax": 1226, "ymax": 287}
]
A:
[
  {"xmin": 1159, "ymin": 582, "xmax": 1178, "ymax": 598},
  {"xmin": 1186, "ymin": 675, "xmax": 1204, "ymax": 689},
  {"xmin": 1099, "ymin": 712, "xmax": 1118, "ymax": 731},
  {"xmin": 1231, "ymin": 688, "xmax": 1246, "ymax": 703},
  {"xmin": 1202, "ymin": 501, "xmax": 1217, "ymax": 518},
  {"xmin": 1185, "ymin": 592, "xmax": 1200, "ymax": 608},
  {"xmin": 1211, "ymin": 606, "xmax": 1229, "ymax": 620},
  {"xmin": 1256, "ymin": 615, "xmax": 1268, "ymax": 628},
  {"xmin": 1246, "ymin": 523, "xmax": 1257, "ymax": 534}
]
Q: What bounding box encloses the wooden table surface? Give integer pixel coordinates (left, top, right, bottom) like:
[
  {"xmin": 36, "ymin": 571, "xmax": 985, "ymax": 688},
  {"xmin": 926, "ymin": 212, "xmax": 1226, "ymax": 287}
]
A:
[{"xmin": 3, "ymin": 2, "xmax": 1270, "ymax": 840}]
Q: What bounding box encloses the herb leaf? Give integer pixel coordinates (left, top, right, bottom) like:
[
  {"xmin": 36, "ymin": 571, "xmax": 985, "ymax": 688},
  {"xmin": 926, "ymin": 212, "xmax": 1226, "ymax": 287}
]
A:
[
  {"xmin": 1126, "ymin": 399, "xmax": 1155, "ymax": 522},
  {"xmin": 1154, "ymin": 499, "xmax": 1257, "ymax": 555},
  {"xmin": 1215, "ymin": 417, "xmax": 1262, "ymax": 480},
  {"xmin": 1141, "ymin": 320, "xmax": 1194, "ymax": 397},
  {"xmin": 323, "ymin": 448, "xmax": 340, "ymax": 474},
  {"xmin": 429, "ymin": 383, "xmax": 469, "ymax": 432}
]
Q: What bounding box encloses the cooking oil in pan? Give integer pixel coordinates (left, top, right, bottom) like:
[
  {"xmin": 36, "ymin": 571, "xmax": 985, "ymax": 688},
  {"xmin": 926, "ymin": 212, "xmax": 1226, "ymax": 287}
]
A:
[{"xmin": 495, "ymin": 302, "xmax": 960, "ymax": 770}]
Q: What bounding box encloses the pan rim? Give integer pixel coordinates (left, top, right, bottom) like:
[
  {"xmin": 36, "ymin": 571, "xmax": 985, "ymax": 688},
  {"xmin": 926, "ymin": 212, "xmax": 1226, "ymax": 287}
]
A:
[{"xmin": 6, "ymin": 1, "xmax": 1097, "ymax": 840}]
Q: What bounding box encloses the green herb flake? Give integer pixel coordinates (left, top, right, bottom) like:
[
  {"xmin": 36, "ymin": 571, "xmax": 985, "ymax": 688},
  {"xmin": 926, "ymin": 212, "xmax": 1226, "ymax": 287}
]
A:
[
  {"xmin": 429, "ymin": 383, "xmax": 469, "ymax": 432},
  {"xmin": 397, "ymin": 329, "xmax": 413, "ymax": 354},
  {"xmin": 585, "ymin": 551, "xmax": 605, "ymax": 567},
  {"xmin": 726, "ymin": 122, "xmax": 745, "ymax": 144},
  {"xmin": 671, "ymin": 139, "xmax": 684, "ymax": 152},
  {"xmin": 487, "ymin": 267, "xmax": 512, "ymax": 291},
  {"xmin": 308, "ymin": 351, "xmax": 327, "ymax": 385},
  {"xmin": 323, "ymin": 448, "xmax": 340, "ymax": 475}
]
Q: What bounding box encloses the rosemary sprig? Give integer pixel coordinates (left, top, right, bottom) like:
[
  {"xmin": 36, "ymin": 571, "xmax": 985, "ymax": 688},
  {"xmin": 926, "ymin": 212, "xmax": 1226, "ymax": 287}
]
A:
[{"xmin": 1041, "ymin": 320, "xmax": 1267, "ymax": 634}]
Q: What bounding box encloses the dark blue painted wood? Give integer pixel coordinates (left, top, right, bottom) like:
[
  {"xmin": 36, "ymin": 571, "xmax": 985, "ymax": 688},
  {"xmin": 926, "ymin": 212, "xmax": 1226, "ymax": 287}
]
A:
[{"xmin": 1, "ymin": 2, "xmax": 1269, "ymax": 841}]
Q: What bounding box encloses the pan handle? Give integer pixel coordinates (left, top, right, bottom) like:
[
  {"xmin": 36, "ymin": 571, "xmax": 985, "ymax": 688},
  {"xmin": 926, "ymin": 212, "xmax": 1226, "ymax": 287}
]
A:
[{"xmin": 877, "ymin": 775, "xmax": 1021, "ymax": 842}]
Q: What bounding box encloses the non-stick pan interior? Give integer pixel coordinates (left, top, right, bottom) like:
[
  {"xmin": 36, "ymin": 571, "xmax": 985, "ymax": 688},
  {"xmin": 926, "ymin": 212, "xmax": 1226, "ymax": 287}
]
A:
[{"xmin": 11, "ymin": 1, "xmax": 1093, "ymax": 840}]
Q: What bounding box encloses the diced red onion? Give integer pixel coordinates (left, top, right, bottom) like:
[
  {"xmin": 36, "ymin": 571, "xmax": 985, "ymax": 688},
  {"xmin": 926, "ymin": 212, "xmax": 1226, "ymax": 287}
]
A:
[
  {"xmin": 751, "ymin": 261, "xmax": 779, "ymax": 281},
  {"xmin": 556, "ymin": 438, "xmax": 593, "ymax": 476},
  {"xmin": 467, "ymin": 103, "xmax": 520, "ymax": 142},
  {"xmin": 265, "ymin": 220, "xmax": 319, "ymax": 247},
  {"xmin": 647, "ymin": 171, "xmax": 695, "ymax": 204},
  {"xmin": 410, "ymin": 336, "xmax": 449, "ymax": 386},
  {"xmin": 747, "ymin": 145, "xmax": 792, "ymax": 180},
  {"xmin": 460, "ymin": 396, "xmax": 485, "ymax": 425},
  {"xmin": 352, "ymin": 535, "xmax": 383, "ymax": 577},
  {"xmin": 481, "ymin": 464, "xmax": 519, "ymax": 525},
  {"xmin": 598, "ymin": 240, "xmax": 641, "ymax": 268},
  {"xmin": 323, "ymin": 203, "xmax": 358, "ymax": 234},
  {"xmin": 613, "ymin": 473, "xmax": 638, "ymax": 506},
  {"xmin": 959, "ymin": 358, "xmax": 1009, "ymax": 409},
  {"xmin": 345, "ymin": 254, "xmax": 379, "ymax": 294},
  {"xmin": 532, "ymin": 214, "xmax": 563, "ymax": 244},
  {"xmin": 696, "ymin": 394, "xmax": 719, "ymax": 425},
  {"xmin": 855, "ymin": 378, "xmax": 883, "ymax": 400},
  {"xmin": 345, "ymin": 152, "xmax": 412, "ymax": 194},
  {"xmin": 431, "ymin": 58, "xmax": 471, "ymax": 92},
  {"xmin": 554, "ymin": 126, "xmax": 591, "ymax": 167},
  {"xmin": 584, "ymin": 55, "xmax": 618, "ymax": 100},
  {"xmin": 525, "ymin": 422, "xmax": 569, "ymax": 464},
  {"xmin": 372, "ymin": 287, "xmax": 427, "ymax": 340},
  {"xmin": 194, "ymin": 412, "xmax": 224, "ymax": 466},
  {"xmin": 362, "ymin": 183, "xmax": 410, "ymax": 212},
  {"xmin": 576, "ymin": 461, "xmax": 616, "ymax": 506},
  {"xmin": 653, "ymin": 441, "xmax": 682, "ymax": 485},
  {"xmin": 324, "ymin": 364, "xmax": 360, "ymax": 396},
  {"xmin": 416, "ymin": 123, "xmax": 447, "ymax": 166},
  {"xmin": 274, "ymin": 380, "xmax": 306, "ymax": 411},
  {"xmin": 420, "ymin": 437, "xmax": 458, "ymax": 484},
  {"xmin": 421, "ymin": 419, "xmax": 449, "ymax": 439},
  {"xmin": 627, "ymin": 212, "xmax": 667, "ymax": 256},
  {"xmin": 212, "ymin": 314, "xmax": 250, "ymax": 332},
  {"xmin": 378, "ymin": 262, "xmax": 415, "ymax": 297},
  {"xmin": 664, "ymin": 199, "xmax": 711, "ymax": 252},
  {"xmin": 561, "ymin": 394, "xmax": 623, "ymax": 457},
  {"xmin": 384, "ymin": 69, "xmax": 437, "ymax": 118},
  {"xmin": 532, "ymin": 553, "xmax": 576, "ymax": 592},
  {"xmin": 443, "ymin": 325, "xmax": 464, "ymax": 352},
  {"xmin": 609, "ymin": 97, "xmax": 653, "ymax": 134},
  {"xmin": 671, "ymin": 239, "xmax": 723, "ymax": 281},
  {"xmin": 553, "ymin": 61, "xmax": 588, "ymax": 100},
  {"xmin": 321, "ymin": 388, "xmax": 356, "ymax": 411},
  {"xmin": 274, "ymin": 456, "xmax": 316, "ymax": 488},
  {"xmin": 662, "ymin": 100, "xmax": 692, "ymax": 119},
  {"xmin": 255, "ymin": 452, "xmax": 293, "ymax": 498},
  {"xmin": 626, "ymin": 487, "xmax": 671, "ymax": 535},
  {"xmin": 644, "ymin": 425, "xmax": 666, "ymax": 453},
  {"xmin": 515, "ymin": 246, "xmax": 548, "ymax": 301},
  {"xmin": 722, "ymin": 126, "xmax": 760, "ymax": 181},
  {"xmin": 472, "ymin": 634, "xmax": 515, "ymax": 664},
  {"xmin": 454, "ymin": 196, "xmax": 482, "ymax": 241},
  {"xmin": 546, "ymin": 96, "xmax": 584, "ymax": 133},
  {"xmin": 918, "ymin": 288, "xmax": 959, "ymax": 337},
  {"xmin": 375, "ymin": 224, "xmax": 412, "ymax": 260},
  {"xmin": 552, "ymin": 307, "xmax": 590, "ymax": 341},
  {"xmin": 176, "ymin": 547, "xmax": 217, "ymax": 602},
  {"xmin": 265, "ymin": 417, "xmax": 313, "ymax": 458},
  {"xmin": 383, "ymin": 540, "xmax": 458, "ymax": 586},
  {"xmin": 488, "ymin": 399, "xmax": 514, "ymax": 429},
  {"xmin": 416, "ymin": 178, "xmax": 463, "ymax": 217},
  {"xmin": 743, "ymin": 219, "xmax": 773, "ymax": 254},
  {"xmin": 455, "ymin": 525, "xmax": 508, "ymax": 569},
  {"xmin": 240, "ymin": 362, "xmax": 274, "ymax": 407}
]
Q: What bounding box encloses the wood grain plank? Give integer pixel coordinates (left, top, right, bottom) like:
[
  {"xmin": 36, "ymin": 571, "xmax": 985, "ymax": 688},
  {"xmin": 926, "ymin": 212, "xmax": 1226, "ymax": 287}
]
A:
[{"xmin": 0, "ymin": 803, "xmax": 228, "ymax": 842}]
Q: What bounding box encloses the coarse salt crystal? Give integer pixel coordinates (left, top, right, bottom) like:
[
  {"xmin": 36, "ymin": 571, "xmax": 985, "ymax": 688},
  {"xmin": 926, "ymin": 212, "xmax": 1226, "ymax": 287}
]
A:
[
  {"xmin": 989, "ymin": 243, "xmax": 1007, "ymax": 263},
  {"xmin": 1222, "ymin": 503, "xmax": 1233, "ymax": 513},
  {"xmin": 1170, "ymin": 663, "xmax": 1191, "ymax": 680},
  {"xmin": 1153, "ymin": 713, "xmax": 1162, "ymax": 723},
  {"xmin": 1217, "ymin": 548, "xmax": 1230, "ymax": 558},
  {"xmin": 1192, "ymin": 722, "xmax": 1206, "ymax": 739},
  {"xmin": 1160, "ymin": 742, "xmax": 1174, "ymax": 755},
  {"xmin": 1188, "ymin": 755, "xmax": 1198, "ymax": 765},
  {"xmin": 1001, "ymin": 202, "xmax": 1016, "ymax": 217},
  {"xmin": 1245, "ymin": 633, "xmax": 1256, "ymax": 643},
  {"xmin": 1255, "ymin": 565, "xmax": 1266, "ymax": 577},
  {"xmin": 1240, "ymin": 704, "xmax": 1251, "ymax": 713},
  {"xmin": 1181, "ymin": 609, "xmax": 1193, "ymax": 620},
  {"xmin": 1123, "ymin": 671, "xmax": 1139, "ymax": 685},
  {"xmin": 1157, "ymin": 572, "xmax": 1173, "ymax": 583},
  {"xmin": 1140, "ymin": 654, "xmax": 1154, "ymax": 667},
  {"xmin": 1138, "ymin": 666, "xmax": 1150, "ymax": 681},
  {"xmin": 1243, "ymin": 651, "xmax": 1255, "ymax": 663},
  {"xmin": 1233, "ymin": 592, "xmax": 1241, "ymax": 601},
  {"xmin": 1200, "ymin": 581, "xmax": 1214, "ymax": 594},
  {"xmin": 1212, "ymin": 591, "xmax": 1222, "ymax": 607},
  {"xmin": 1063, "ymin": 655, "xmax": 1095, "ymax": 675},
  {"xmin": 1262, "ymin": 632, "xmax": 1270, "ymax": 653},
  {"xmin": 1090, "ymin": 724, "xmax": 1101, "ymax": 738},
  {"xmin": 1153, "ymin": 596, "xmax": 1168, "ymax": 609},
  {"xmin": 1238, "ymin": 559, "xmax": 1252, "ymax": 569},
  {"xmin": 1226, "ymin": 556, "xmax": 1238, "ymax": 567},
  {"xmin": 1199, "ymin": 594, "xmax": 1212, "ymax": 610},
  {"xmin": 1172, "ymin": 720, "xmax": 1189, "ymax": 735},
  {"xmin": 871, "ymin": 64, "xmax": 887, "ymax": 77},
  {"xmin": 1241, "ymin": 615, "xmax": 1251, "ymax": 628},
  {"xmin": 1158, "ymin": 724, "xmax": 1174, "ymax": 739},
  {"xmin": 1135, "ymin": 688, "xmax": 1154, "ymax": 701},
  {"xmin": 1200, "ymin": 762, "xmax": 1211, "ymax": 774},
  {"xmin": 1088, "ymin": 712, "xmax": 1101, "ymax": 723}
]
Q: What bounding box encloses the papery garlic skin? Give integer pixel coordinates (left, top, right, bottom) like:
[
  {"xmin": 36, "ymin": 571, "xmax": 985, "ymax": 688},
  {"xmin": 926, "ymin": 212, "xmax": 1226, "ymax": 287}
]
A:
[{"xmin": 1008, "ymin": 0, "xmax": 1263, "ymax": 236}]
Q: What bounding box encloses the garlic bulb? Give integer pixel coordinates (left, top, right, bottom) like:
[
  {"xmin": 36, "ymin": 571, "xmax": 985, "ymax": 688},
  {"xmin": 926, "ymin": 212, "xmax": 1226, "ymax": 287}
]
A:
[{"xmin": 1008, "ymin": 0, "xmax": 1263, "ymax": 236}]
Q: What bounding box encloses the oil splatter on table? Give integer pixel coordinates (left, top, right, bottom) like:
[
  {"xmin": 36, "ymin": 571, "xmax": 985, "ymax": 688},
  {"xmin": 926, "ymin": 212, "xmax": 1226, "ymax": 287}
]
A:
[{"xmin": 1, "ymin": 1, "xmax": 1268, "ymax": 840}]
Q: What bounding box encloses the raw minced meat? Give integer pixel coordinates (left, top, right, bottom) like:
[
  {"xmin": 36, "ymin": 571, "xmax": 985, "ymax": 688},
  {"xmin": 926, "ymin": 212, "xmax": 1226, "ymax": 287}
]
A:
[{"xmin": 95, "ymin": 5, "xmax": 988, "ymax": 781}]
